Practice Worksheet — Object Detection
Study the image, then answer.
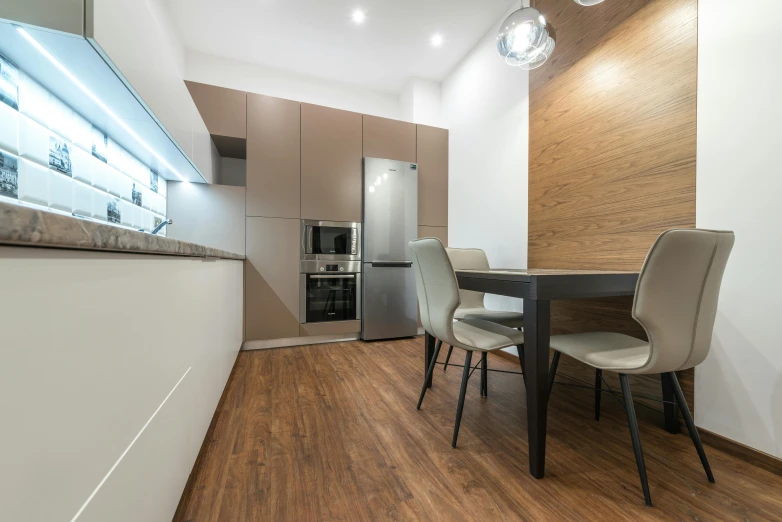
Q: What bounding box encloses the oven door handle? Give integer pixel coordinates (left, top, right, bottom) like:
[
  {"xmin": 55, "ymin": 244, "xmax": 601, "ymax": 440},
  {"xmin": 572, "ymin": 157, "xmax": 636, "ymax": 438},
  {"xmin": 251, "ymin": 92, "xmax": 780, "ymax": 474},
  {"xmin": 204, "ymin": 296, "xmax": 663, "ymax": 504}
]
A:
[
  {"xmin": 309, "ymin": 274, "xmax": 356, "ymax": 279},
  {"xmin": 371, "ymin": 261, "xmax": 413, "ymax": 268}
]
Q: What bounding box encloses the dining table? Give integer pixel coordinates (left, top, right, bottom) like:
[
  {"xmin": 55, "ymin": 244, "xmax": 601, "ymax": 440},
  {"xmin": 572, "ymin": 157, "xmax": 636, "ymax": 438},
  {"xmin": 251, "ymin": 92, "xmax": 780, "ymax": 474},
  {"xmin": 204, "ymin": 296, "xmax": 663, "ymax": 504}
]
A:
[{"xmin": 421, "ymin": 268, "xmax": 683, "ymax": 479}]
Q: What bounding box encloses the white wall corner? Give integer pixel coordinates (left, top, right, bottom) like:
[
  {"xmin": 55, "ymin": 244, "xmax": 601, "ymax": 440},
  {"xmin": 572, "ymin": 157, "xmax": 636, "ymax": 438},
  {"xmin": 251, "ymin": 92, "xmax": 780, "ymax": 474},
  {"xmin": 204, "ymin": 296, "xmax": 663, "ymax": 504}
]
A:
[{"xmin": 398, "ymin": 77, "xmax": 442, "ymax": 128}]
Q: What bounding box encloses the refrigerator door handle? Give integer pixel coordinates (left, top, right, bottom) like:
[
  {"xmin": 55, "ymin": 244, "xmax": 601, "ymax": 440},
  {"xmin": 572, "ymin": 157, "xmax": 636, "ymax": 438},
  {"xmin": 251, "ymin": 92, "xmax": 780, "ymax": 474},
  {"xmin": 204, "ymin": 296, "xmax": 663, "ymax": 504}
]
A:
[{"xmin": 370, "ymin": 261, "xmax": 413, "ymax": 268}]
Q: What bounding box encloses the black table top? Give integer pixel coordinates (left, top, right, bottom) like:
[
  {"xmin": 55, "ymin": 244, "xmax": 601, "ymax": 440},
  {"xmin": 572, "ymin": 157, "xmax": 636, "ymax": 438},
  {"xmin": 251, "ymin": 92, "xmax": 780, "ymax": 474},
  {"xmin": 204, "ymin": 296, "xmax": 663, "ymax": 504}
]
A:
[{"xmin": 455, "ymin": 268, "xmax": 640, "ymax": 300}]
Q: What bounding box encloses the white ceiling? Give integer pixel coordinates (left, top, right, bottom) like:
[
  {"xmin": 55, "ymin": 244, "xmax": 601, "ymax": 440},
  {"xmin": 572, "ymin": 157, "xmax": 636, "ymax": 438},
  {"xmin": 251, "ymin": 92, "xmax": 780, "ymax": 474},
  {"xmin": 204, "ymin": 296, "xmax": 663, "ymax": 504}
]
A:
[{"xmin": 164, "ymin": 0, "xmax": 516, "ymax": 93}]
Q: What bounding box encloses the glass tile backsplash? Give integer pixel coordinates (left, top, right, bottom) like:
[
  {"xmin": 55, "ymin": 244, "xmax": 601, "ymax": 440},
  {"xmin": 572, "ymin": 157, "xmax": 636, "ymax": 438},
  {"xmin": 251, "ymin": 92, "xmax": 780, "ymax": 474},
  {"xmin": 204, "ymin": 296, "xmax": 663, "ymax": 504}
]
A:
[{"xmin": 0, "ymin": 52, "xmax": 168, "ymax": 235}]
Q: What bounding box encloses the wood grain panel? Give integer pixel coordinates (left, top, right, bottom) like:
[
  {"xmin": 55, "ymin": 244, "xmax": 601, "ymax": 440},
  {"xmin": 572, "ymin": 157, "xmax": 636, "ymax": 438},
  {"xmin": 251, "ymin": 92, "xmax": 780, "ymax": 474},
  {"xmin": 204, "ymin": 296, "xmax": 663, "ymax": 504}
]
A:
[
  {"xmin": 175, "ymin": 339, "xmax": 782, "ymax": 520},
  {"xmin": 363, "ymin": 115, "xmax": 416, "ymax": 163},
  {"xmin": 301, "ymin": 104, "xmax": 363, "ymax": 222},
  {"xmin": 529, "ymin": 0, "xmax": 697, "ymax": 411},
  {"xmin": 246, "ymin": 94, "xmax": 301, "ymax": 218},
  {"xmin": 416, "ymin": 125, "xmax": 449, "ymax": 227}
]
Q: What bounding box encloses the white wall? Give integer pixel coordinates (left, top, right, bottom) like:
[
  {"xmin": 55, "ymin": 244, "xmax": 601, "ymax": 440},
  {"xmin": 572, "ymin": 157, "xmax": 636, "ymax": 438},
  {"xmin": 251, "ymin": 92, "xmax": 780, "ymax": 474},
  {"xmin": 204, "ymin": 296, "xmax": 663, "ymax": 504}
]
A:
[
  {"xmin": 695, "ymin": 0, "xmax": 782, "ymax": 458},
  {"xmin": 440, "ymin": 2, "xmax": 528, "ymax": 333},
  {"xmin": 167, "ymin": 182, "xmax": 247, "ymax": 256},
  {"xmin": 0, "ymin": 248, "xmax": 243, "ymax": 521},
  {"xmin": 399, "ymin": 78, "xmax": 442, "ymax": 127},
  {"xmin": 185, "ymin": 50, "xmax": 401, "ymax": 120}
]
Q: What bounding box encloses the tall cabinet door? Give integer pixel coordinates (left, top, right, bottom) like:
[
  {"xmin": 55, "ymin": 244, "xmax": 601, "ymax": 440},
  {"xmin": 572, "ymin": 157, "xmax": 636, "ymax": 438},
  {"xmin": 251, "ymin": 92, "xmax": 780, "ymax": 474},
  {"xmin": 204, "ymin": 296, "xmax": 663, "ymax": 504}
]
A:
[
  {"xmin": 301, "ymin": 104, "xmax": 363, "ymax": 222},
  {"xmin": 416, "ymin": 125, "xmax": 449, "ymax": 227},
  {"xmin": 246, "ymin": 94, "xmax": 301, "ymax": 218},
  {"xmin": 245, "ymin": 217, "xmax": 301, "ymax": 341},
  {"xmin": 363, "ymin": 115, "xmax": 416, "ymax": 163}
]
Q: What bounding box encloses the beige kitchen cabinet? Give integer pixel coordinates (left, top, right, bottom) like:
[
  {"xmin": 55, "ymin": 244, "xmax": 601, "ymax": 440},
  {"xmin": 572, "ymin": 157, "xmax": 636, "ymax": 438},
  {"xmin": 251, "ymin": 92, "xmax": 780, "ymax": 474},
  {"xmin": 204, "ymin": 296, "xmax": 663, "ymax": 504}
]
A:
[
  {"xmin": 418, "ymin": 226, "xmax": 448, "ymax": 246},
  {"xmin": 185, "ymin": 81, "xmax": 247, "ymax": 158},
  {"xmin": 363, "ymin": 115, "xmax": 416, "ymax": 163},
  {"xmin": 301, "ymin": 103, "xmax": 363, "ymax": 222},
  {"xmin": 416, "ymin": 125, "xmax": 449, "ymax": 227},
  {"xmin": 246, "ymin": 94, "xmax": 301, "ymax": 218},
  {"xmin": 245, "ymin": 217, "xmax": 301, "ymax": 341}
]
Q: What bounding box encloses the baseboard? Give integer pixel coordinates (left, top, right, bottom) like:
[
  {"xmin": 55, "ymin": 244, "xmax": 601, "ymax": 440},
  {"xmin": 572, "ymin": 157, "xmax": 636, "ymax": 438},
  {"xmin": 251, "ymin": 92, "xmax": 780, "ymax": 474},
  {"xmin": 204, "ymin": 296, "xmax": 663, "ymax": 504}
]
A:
[
  {"xmin": 489, "ymin": 350, "xmax": 782, "ymax": 478},
  {"xmin": 699, "ymin": 428, "xmax": 782, "ymax": 478},
  {"xmin": 242, "ymin": 333, "xmax": 360, "ymax": 351}
]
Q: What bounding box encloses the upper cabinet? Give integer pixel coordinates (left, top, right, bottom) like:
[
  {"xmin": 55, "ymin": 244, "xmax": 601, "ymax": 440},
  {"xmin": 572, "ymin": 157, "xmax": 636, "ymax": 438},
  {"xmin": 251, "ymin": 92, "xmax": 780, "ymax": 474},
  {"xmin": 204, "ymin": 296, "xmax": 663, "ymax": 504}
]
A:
[
  {"xmin": 185, "ymin": 81, "xmax": 247, "ymax": 159},
  {"xmin": 301, "ymin": 103, "xmax": 363, "ymax": 223},
  {"xmin": 417, "ymin": 125, "xmax": 449, "ymax": 227},
  {"xmin": 363, "ymin": 115, "xmax": 416, "ymax": 163},
  {"xmin": 246, "ymin": 94, "xmax": 300, "ymax": 218}
]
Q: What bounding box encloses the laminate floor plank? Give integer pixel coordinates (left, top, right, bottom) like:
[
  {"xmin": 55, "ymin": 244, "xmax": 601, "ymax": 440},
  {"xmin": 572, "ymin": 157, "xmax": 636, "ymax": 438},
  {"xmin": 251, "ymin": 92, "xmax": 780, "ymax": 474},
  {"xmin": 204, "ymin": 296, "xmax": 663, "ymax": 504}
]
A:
[{"xmin": 175, "ymin": 338, "xmax": 782, "ymax": 521}]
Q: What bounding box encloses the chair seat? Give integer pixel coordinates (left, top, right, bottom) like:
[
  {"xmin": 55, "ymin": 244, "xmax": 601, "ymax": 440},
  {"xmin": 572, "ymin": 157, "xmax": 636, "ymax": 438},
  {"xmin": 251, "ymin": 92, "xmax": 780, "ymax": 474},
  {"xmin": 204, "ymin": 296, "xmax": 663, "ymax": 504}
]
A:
[
  {"xmin": 455, "ymin": 307, "xmax": 524, "ymax": 329},
  {"xmin": 549, "ymin": 332, "xmax": 651, "ymax": 373},
  {"xmin": 451, "ymin": 319, "xmax": 524, "ymax": 352}
]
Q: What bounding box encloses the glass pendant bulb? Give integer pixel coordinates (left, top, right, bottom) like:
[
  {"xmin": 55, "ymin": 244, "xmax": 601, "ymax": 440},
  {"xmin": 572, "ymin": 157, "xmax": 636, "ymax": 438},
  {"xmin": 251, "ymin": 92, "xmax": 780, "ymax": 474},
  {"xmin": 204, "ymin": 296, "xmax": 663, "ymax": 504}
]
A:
[
  {"xmin": 574, "ymin": 0, "xmax": 605, "ymax": 5},
  {"xmin": 520, "ymin": 24, "xmax": 556, "ymax": 70},
  {"xmin": 496, "ymin": 7, "xmax": 550, "ymax": 67}
]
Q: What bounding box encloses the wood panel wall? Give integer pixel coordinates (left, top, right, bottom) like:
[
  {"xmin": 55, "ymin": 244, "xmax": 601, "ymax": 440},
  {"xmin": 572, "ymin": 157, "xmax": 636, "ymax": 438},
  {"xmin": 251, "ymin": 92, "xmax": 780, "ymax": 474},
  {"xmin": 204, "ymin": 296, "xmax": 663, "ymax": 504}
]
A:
[{"xmin": 528, "ymin": 0, "xmax": 698, "ymax": 412}]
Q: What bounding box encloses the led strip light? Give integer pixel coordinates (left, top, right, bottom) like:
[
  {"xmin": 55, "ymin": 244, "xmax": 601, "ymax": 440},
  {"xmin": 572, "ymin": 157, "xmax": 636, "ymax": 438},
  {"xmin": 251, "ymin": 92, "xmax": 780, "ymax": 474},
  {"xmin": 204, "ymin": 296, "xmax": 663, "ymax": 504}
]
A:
[{"xmin": 17, "ymin": 27, "xmax": 189, "ymax": 182}]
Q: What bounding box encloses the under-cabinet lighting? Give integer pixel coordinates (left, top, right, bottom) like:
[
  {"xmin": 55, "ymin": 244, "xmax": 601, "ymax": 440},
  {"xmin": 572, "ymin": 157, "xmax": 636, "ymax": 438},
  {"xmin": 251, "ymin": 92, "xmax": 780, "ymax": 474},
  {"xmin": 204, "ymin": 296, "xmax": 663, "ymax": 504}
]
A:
[{"xmin": 16, "ymin": 27, "xmax": 189, "ymax": 182}]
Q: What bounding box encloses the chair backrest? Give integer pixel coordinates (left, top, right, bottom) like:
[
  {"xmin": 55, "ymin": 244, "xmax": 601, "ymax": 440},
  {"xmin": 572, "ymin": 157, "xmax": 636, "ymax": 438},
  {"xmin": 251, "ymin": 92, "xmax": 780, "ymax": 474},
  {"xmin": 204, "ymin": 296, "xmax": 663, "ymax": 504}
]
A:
[
  {"xmin": 445, "ymin": 247, "xmax": 490, "ymax": 310},
  {"xmin": 409, "ymin": 238, "xmax": 460, "ymax": 345},
  {"xmin": 632, "ymin": 229, "xmax": 735, "ymax": 373}
]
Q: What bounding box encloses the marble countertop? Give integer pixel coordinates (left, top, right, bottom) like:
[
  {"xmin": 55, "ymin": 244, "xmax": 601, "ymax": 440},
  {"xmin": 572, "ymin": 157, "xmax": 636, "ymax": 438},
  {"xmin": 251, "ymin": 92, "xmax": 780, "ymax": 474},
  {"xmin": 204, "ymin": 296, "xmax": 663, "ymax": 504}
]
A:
[{"xmin": 0, "ymin": 201, "xmax": 245, "ymax": 260}]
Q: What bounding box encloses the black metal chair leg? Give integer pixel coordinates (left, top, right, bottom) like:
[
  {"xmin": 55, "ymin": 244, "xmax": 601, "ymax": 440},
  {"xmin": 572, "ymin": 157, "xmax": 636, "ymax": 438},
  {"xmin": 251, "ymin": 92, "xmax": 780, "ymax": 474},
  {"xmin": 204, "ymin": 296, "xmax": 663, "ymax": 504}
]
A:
[
  {"xmin": 452, "ymin": 350, "xmax": 474, "ymax": 448},
  {"xmin": 443, "ymin": 345, "xmax": 454, "ymax": 372},
  {"xmin": 518, "ymin": 344, "xmax": 526, "ymax": 374},
  {"xmin": 417, "ymin": 340, "xmax": 442, "ymax": 410},
  {"xmin": 548, "ymin": 351, "xmax": 561, "ymax": 396},
  {"xmin": 620, "ymin": 374, "xmax": 652, "ymax": 507},
  {"xmin": 594, "ymin": 369, "xmax": 603, "ymax": 421},
  {"xmin": 668, "ymin": 372, "xmax": 715, "ymax": 483},
  {"xmin": 480, "ymin": 352, "xmax": 488, "ymax": 397}
]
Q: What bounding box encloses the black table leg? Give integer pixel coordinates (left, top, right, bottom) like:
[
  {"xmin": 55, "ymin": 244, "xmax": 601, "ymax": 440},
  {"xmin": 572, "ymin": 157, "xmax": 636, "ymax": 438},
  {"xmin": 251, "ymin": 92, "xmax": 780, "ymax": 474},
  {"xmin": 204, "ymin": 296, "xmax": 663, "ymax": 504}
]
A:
[
  {"xmin": 424, "ymin": 331, "xmax": 436, "ymax": 389},
  {"xmin": 661, "ymin": 373, "xmax": 680, "ymax": 434},
  {"xmin": 523, "ymin": 299, "xmax": 550, "ymax": 479}
]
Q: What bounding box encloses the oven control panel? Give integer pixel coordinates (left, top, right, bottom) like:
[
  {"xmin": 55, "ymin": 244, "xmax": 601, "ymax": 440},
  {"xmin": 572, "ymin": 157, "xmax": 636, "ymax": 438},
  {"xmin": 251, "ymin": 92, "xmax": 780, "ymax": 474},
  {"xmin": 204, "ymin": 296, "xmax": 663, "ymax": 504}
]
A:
[{"xmin": 320, "ymin": 264, "xmax": 345, "ymax": 272}]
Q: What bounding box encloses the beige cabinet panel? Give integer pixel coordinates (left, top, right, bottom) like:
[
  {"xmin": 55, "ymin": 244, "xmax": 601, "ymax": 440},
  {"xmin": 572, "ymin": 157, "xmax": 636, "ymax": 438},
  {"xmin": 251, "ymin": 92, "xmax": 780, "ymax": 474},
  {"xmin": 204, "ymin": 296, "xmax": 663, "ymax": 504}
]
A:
[
  {"xmin": 363, "ymin": 115, "xmax": 416, "ymax": 163},
  {"xmin": 185, "ymin": 81, "xmax": 247, "ymax": 139},
  {"xmin": 301, "ymin": 103, "xmax": 363, "ymax": 222},
  {"xmin": 245, "ymin": 217, "xmax": 301, "ymax": 341},
  {"xmin": 416, "ymin": 125, "xmax": 449, "ymax": 227},
  {"xmin": 418, "ymin": 226, "xmax": 448, "ymax": 247},
  {"xmin": 246, "ymin": 94, "xmax": 301, "ymax": 218},
  {"xmin": 299, "ymin": 320, "xmax": 361, "ymax": 337}
]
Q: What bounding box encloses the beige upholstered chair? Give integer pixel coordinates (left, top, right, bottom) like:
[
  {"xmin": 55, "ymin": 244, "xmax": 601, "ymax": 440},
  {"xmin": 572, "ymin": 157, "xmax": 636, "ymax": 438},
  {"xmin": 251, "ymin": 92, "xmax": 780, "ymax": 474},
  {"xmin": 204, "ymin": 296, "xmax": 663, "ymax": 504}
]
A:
[
  {"xmin": 548, "ymin": 229, "xmax": 735, "ymax": 507},
  {"xmin": 441, "ymin": 248, "xmax": 525, "ymax": 388},
  {"xmin": 410, "ymin": 238, "xmax": 525, "ymax": 447}
]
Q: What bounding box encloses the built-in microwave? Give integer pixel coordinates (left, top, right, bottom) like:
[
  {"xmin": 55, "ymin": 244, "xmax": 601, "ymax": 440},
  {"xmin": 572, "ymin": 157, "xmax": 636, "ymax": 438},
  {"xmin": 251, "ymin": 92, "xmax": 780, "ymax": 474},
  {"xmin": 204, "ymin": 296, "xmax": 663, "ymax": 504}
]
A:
[{"xmin": 301, "ymin": 220, "xmax": 361, "ymax": 263}]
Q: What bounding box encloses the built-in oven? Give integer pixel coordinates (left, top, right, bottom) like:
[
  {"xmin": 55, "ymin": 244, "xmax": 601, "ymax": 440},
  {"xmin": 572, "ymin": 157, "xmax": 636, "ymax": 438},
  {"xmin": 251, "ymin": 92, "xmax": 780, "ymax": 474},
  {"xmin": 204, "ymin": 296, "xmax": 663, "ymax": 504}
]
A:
[
  {"xmin": 300, "ymin": 261, "xmax": 362, "ymax": 324},
  {"xmin": 301, "ymin": 220, "xmax": 361, "ymax": 263}
]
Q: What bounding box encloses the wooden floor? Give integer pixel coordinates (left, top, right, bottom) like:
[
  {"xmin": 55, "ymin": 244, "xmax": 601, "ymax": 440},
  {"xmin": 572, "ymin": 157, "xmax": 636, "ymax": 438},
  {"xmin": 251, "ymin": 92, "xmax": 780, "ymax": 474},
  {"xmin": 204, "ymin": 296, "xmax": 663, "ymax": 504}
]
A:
[{"xmin": 174, "ymin": 338, "xmax": 782, "ymax": 521}]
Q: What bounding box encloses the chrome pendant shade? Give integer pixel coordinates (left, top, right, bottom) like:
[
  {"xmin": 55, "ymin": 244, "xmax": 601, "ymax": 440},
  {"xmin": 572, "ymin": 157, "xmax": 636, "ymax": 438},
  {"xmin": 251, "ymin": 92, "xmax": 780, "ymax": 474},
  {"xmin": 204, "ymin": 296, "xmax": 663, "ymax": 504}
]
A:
[
  {"xmin": 496, "ymin": 7, "xmax": 556, "ymax": 70},
  {"xmin": 498, "ymin": 1, "xmax": 604, "ymax": 70}
]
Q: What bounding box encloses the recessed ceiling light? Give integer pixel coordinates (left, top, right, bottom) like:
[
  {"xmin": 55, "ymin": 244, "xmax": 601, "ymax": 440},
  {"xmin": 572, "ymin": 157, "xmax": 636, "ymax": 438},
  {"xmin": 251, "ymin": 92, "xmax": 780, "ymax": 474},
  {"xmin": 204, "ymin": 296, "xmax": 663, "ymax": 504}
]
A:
[
  {"xmin": 431, "ymin": 34, "xmax": 443, "ymax": 47},
  {"xmin": 352, "ymin": 9, "xmax": 366, "ymax": 24}
]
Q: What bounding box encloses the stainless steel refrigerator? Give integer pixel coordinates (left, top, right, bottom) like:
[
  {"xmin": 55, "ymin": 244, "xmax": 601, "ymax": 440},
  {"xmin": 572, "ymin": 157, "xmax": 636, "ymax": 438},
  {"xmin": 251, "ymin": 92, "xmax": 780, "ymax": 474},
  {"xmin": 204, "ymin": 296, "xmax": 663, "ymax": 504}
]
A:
[{"xmin": 361, "ymin": 157, "xmax": 419, "ymax": 340}]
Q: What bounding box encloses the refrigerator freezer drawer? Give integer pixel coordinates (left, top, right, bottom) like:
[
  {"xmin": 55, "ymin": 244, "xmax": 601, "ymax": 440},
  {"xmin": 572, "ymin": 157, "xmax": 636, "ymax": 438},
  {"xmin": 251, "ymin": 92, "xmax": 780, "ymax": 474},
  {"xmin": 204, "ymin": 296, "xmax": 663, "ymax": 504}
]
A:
[{"xmin": 361, "ymin": 264, "xmax": 418, "ymax": 341}]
